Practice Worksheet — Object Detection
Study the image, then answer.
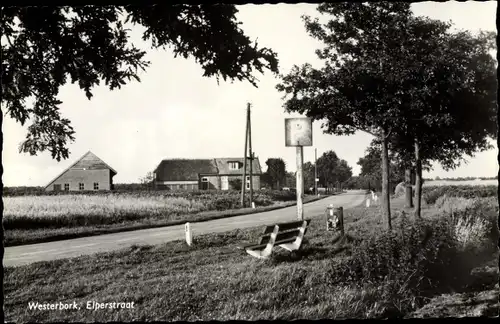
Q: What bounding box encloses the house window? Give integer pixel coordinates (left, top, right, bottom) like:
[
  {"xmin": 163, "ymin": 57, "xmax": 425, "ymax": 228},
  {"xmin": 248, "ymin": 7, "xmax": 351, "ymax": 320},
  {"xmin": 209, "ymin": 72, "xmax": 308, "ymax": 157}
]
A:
[
  {"xmin": 94, "ymin": 182, "xmax": 99, "ymax": 190},
  {"xmin": 246, "ymin": 176, "xmax": 250, "ymax": 189},
  {"xmin": 53, "ymin": 184, "xmax": 61, "ymax": 191},
  {"xmin": 201, "ymin": 177, "xmax": 209, "ymax": 190},
  {"xmin": 229, "ymin": 162, "xmax": 239, "ymax": 170},
  {"xmin": 79, "ymin": 183, "xmax": 84, "ymax": 190},
  {"xmin": 64, "ymin": 184, "xmax": 69, "ymax": 191}
]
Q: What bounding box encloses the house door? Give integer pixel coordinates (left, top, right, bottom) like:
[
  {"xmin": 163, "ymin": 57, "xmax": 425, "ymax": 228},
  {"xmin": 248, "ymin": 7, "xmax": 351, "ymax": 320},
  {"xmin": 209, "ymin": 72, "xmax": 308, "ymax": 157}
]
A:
[{"xmin": 221, "ymin": 176, "xmax": 229, "ymax": 190}]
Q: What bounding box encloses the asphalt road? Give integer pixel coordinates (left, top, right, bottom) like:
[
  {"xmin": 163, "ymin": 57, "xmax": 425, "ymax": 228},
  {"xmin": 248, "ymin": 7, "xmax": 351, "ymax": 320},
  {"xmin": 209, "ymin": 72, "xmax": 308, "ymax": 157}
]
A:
[{"xmin": 4, "ymin": 190, "xmax": 367, "ymax": 267}]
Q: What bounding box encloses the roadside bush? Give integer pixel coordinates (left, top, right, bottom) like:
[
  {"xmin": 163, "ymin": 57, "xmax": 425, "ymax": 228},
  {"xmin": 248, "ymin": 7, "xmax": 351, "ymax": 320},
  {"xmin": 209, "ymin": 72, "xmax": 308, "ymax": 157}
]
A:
[
  {"xmin": 263, "ymin": 189, "xmax": 297, "ymax": 202},
  {"xmin": 328, "ymin": 196, "xmax": 499, "ymax": 317},
  {"xmin": 448, "ymin": 197, "xmax": 498, "ymax": 253},
  {"xmin": 327, "ymin": 213, "xmax": 459, "ymax": 316},
  {"xmin": 330, "ymin": 213, "xmax": 456, "ymax": 287}
]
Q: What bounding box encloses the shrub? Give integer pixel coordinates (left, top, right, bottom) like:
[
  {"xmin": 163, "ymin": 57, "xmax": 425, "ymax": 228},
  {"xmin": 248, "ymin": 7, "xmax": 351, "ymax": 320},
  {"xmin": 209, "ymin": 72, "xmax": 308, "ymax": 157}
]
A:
[
  {"xmin": 263, "ymin": 190, "xmax": 296, "ymax": 202},
  {"xmin": 326, "ymin": 212, "xmax": 460, "ymax": 315},
  {"xmin": 454, "ymin": 216, "xmax": 489, "ymax": 249},
  {"xmin": 448, "ymin": 197, "xmax": 499, "ymax": 253},
  {"xmin": 331, "ymin": 213, "xmax": 456, "ymax": 286},
  {"xmin": 229, "ymin": 179, "xmax": 242, "ymax": 191}
]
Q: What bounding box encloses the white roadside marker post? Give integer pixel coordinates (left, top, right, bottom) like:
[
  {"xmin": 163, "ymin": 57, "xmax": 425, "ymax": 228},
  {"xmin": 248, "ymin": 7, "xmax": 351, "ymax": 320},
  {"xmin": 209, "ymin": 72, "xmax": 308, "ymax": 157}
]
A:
[
  {"xmin": 366, "ymin": 198, "xmax": 371, "ymax": 208},
  {"xmin": 185, "ymin": 222, "xmax": 193, "ymax": 246}
]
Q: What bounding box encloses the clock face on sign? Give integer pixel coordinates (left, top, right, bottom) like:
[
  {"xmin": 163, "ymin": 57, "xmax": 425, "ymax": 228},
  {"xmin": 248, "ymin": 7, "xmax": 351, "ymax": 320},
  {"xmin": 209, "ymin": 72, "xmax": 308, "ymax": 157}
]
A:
[{"xmin": 285, "ymin": 118, "xmax": 313, "ymax": 147}]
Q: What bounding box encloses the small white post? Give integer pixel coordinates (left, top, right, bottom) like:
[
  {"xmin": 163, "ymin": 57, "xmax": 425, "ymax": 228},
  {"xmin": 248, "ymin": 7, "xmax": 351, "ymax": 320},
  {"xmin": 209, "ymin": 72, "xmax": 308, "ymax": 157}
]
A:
[
  {"xmin": 185, "ymin": 222, "xmax": 193, "ymax": 246},
  {"xmin": 252, "ymin": 202, "xmax": 256, "ymax": 209},
  {"xmin": 366, "ymin": 198, "xmax": 371, "ymax": 208}
]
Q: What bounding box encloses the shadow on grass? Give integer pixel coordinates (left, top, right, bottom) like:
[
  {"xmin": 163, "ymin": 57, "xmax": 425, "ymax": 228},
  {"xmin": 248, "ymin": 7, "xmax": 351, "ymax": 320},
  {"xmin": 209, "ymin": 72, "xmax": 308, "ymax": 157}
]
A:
[{"xmin": 269, "ymin": 234, "xmax": 358, "ymax": 264}]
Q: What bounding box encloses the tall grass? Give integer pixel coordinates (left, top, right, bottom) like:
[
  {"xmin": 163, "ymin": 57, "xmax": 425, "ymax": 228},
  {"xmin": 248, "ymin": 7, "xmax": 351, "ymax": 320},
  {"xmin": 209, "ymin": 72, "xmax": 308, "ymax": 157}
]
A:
[
  {"xmin": 3, "ymin": 195, "xmax": 204, "ymax": 229},
  {"xmin": 5, "ymin": 195, "xmax": 206, "ymax": 218},
  {"xmin": 2, "ymin": 190, "xmax": 294, "ymax": 230}
]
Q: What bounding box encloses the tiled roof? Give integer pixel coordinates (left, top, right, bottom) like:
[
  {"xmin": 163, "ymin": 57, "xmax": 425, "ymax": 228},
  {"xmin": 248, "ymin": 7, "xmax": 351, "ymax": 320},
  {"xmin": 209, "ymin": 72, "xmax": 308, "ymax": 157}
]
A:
[
  {"xmin": 154, "ymin": 157, "xmax": 262, "ymax": 181},
  {"xmin": 215, "ymin": 157, "xmax": 262, "ymax": 175},
  {"xmin": 154, "ymin": 159, "xmax": 218, "ymax": 181}
]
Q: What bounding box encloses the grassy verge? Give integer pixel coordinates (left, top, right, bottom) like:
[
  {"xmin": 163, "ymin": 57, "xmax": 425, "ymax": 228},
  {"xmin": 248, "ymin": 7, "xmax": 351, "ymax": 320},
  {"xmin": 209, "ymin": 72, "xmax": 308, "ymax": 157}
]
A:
[{"xmin": 4, "ymin": 194, "xmax": 329, "ymax": 247}]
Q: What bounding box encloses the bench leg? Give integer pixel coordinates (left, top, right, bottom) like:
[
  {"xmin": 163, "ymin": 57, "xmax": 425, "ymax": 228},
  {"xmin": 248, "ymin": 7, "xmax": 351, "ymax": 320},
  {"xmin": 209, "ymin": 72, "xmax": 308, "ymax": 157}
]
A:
[
  {"xmin": 246, "ymin": 248, "xmax": 273, "ymax": 259},
  {"xmin": 245, "ymin": 225, "xmax": 279, "ymax": 259},
  {"xmin": 278, "ymin": 242, "xmax": 300, "ymax": 252}
]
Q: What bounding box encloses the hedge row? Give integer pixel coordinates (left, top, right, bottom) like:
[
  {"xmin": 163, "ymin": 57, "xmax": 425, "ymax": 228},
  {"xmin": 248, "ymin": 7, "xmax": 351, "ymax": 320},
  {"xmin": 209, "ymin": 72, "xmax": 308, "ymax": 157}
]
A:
[
  {"xmin": 422, "ymin": 185, "xmax": 497, "ymax": 205},
  {"xmin": 3, "ymin": 187, "xmax": 298, "ymax": 201}
]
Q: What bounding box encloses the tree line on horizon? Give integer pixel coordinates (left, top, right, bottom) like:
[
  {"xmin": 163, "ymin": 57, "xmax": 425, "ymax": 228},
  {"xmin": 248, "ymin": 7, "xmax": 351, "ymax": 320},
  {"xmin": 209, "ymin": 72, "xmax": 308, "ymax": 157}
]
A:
[{"xmin": 259, "ymin": 152, "xmax": 353, "ymax": 192}]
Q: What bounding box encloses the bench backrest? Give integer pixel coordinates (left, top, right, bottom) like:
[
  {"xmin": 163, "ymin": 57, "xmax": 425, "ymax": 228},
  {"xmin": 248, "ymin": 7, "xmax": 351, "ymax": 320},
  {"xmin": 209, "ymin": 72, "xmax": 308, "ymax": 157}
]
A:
[
  {"xmin": 261, "ymin": 219, "xmax": 311, "ymax": 235},
  {"xmin": 258, "ymin": 219, "xmax": 311, "ymax": 245}
]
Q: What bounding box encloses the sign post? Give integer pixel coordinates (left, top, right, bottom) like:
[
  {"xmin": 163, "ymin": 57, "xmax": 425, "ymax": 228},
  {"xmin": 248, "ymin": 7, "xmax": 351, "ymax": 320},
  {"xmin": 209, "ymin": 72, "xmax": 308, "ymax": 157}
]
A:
[
  {"xmin": 325, "ymin": 205, "xmax": 344, "ymax": 236},
  {"xmin": 296, "ymin": 146, "xmax": 304, "ymax": 219},
  {"xmin": 285, "ymin": 117, "xmax": 313, "ymax": 220}
]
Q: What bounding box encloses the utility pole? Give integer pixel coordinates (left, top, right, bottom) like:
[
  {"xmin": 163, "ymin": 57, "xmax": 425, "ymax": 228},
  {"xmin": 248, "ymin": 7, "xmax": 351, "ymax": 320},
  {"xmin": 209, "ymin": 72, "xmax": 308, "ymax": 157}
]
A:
[
  {"xmin": 248, "ymin": 103, "xmax": 254, "ymax": 207},
  {"xmin": 314, "ymin": 148, "xmax": 318, "ymax": 195},
  {"xmin": 240, "ymin": 104, "xmax": 249, "ymax": 208}
]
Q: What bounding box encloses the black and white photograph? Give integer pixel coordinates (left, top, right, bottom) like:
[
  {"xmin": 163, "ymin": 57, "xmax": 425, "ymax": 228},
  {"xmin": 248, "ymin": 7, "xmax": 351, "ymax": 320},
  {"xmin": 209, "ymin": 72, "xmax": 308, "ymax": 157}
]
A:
[{"xmin": 2, "ymin": 1, "xmax": 499, "ymax": 321}]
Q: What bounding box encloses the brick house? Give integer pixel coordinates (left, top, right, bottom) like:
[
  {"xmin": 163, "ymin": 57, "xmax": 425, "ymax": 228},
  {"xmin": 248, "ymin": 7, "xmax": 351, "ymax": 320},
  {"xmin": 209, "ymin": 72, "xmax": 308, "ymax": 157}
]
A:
[
  {"xmin": 153, "ymin": 157, "xmax": 262, "ymax": 191},
  {"xmin": 44, "ymin": 151, "xmax": 117, "ymax": 192}
]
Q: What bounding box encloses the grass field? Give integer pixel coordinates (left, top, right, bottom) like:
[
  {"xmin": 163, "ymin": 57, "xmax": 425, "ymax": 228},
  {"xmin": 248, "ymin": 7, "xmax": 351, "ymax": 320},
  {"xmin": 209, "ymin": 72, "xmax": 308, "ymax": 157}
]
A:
[
  {"xmin": 3, "ymin": 190, "xmax": 328, "ymax": 246},
  {"xmin": 423, "ymin": 179, "xmax": 497, "ymax": 187},
  {"xmin": 4, "ymin": 186, "xmax": 498, "ymax": 321}
]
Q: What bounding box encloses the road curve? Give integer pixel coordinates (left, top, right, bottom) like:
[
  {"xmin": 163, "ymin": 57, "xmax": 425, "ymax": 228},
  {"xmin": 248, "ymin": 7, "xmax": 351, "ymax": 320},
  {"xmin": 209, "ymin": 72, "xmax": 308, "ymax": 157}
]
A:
[{"xmin": 4, "ymin": 191, "xmax": 366, "ymax": 267}]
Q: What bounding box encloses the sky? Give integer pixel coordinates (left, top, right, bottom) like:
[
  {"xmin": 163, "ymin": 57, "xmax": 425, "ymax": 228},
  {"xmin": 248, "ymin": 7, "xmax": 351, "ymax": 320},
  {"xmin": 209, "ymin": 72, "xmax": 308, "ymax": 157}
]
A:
[{"xmin": 2, "ymin": 2, "xmax": 498, "ymax": 187}]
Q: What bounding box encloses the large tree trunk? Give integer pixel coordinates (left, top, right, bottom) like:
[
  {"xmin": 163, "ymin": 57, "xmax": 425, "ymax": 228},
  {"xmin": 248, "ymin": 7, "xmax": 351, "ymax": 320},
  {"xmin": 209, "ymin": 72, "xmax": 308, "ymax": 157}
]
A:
[
  {"xmin": 381, "ymin": 130, "xmax": 392, "ymax": 230},
  {"xmin": 414, "ymin": 139, "xmax": 423, "ymax": 219},
  {"xmin": 405, "ymin": 168, "xmax": 414, "ymax": 208}
]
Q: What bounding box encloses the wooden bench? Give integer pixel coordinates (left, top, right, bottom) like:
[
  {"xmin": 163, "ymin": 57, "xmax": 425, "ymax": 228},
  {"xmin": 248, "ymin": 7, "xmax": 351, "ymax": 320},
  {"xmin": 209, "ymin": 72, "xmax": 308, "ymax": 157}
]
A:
[{"xmin": 238, "ymin": 219, "xmax": 311, "ymax": 259}]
